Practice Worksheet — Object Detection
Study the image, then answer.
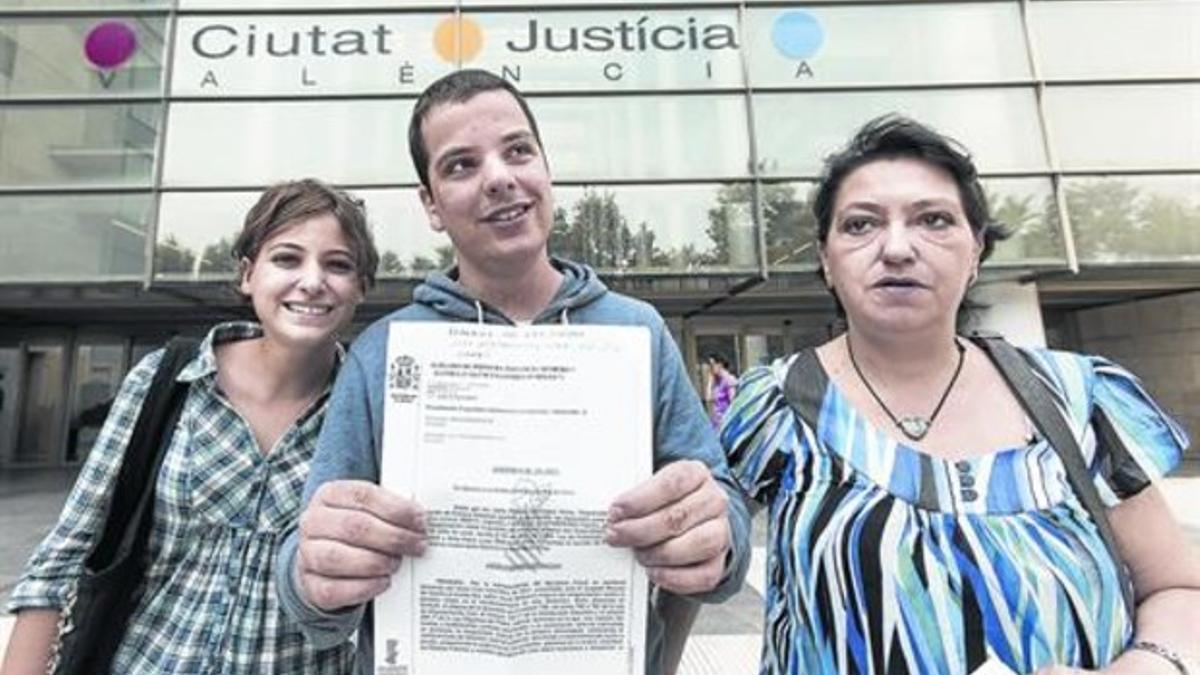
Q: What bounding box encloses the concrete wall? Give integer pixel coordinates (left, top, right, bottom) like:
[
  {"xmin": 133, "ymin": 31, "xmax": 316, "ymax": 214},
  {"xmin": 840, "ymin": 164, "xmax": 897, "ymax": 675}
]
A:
[{"xmin": 1073, "ymin": 290, "xmax": 1200, "ymax": 457}]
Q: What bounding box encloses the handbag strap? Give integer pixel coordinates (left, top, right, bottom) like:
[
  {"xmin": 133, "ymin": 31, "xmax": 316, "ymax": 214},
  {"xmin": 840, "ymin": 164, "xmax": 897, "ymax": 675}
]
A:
[
  {"xmin": 970, "ymin": 332, "xmax": 1136, "ymax": 615},
  {"xmin": 87, "ymin": 337, "xmax": 199, "ymax": 567}
]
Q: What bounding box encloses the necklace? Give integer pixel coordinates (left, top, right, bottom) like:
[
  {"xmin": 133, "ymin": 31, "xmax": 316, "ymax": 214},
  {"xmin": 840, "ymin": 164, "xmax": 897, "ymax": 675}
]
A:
[{"xmin": 846, "ymin": 336, "xmax": 966, "ymax": 442}]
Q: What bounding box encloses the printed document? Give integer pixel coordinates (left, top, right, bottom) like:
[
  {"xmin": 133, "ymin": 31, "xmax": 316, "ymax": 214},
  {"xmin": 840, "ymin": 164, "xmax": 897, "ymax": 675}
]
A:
[{"xmin": 375, "ymin": 322, "xmax": 652, "ymax": 675}]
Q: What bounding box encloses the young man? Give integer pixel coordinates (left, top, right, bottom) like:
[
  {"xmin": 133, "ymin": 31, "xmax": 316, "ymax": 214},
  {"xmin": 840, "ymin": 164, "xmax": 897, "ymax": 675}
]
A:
[{"xmin": 276, "ymin": 69, "xmax": 750, "ymax": 674}]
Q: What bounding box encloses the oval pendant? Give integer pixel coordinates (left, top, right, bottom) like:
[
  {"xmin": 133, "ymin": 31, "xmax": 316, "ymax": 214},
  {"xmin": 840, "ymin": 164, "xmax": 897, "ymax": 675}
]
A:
[{"xmin": 898, "ymin": 417, "xmax": 930, "ymax": 441}]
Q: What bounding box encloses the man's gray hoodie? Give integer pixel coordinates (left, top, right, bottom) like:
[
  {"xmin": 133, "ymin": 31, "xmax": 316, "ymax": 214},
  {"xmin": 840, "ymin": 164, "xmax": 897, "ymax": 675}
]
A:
[{"xmin": 276, "ymin": 258, "xmax": 751, "ymax": 674}]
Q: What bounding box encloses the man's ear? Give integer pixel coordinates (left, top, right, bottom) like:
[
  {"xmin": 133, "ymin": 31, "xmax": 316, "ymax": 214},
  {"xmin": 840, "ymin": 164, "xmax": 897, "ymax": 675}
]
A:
[
  {"xmin": 238, "ymin": 257, "xmax": 253, "ymax": 296},
  {"xmin": 419, "ymin": 185, "xmax": 443, "ymax": 233}
]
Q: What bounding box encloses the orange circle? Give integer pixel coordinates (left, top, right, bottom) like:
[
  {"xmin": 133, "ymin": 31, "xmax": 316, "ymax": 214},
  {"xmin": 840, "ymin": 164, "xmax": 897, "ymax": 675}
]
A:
[{"xmin": 433, "ymin": 16, "xmax": 483, "ymax": 64}]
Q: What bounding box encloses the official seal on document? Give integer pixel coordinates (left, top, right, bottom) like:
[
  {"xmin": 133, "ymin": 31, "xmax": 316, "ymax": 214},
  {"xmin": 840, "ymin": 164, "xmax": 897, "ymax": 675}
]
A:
[{"xmin": 388, "ymin": 354, "xmax": 420, "ymax": 403}]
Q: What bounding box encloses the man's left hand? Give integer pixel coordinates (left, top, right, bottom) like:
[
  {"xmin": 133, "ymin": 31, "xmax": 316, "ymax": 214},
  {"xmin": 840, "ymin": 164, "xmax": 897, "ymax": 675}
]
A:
[{"xmin": 604, "ymin": 460, "xmax": 731, "ymax": 594}]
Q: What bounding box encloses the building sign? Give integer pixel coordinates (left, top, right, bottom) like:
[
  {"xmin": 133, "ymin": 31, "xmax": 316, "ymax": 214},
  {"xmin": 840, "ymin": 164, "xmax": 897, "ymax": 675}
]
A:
[{"xmin": 170, "ymin": 9, "xmax": 756, "ymax": 96}]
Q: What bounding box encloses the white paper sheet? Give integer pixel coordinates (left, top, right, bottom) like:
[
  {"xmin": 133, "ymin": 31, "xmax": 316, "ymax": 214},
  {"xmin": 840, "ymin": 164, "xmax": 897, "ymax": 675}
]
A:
[{"xmin": 375, "ymin": 322, "xmax": 652, "ymax": 675}]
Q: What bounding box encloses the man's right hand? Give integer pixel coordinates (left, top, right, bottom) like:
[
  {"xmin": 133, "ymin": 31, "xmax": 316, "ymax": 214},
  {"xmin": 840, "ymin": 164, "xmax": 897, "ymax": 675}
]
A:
[{"xmin": 296, "ymin": 480, "xmax": 427, "ymax": 612}]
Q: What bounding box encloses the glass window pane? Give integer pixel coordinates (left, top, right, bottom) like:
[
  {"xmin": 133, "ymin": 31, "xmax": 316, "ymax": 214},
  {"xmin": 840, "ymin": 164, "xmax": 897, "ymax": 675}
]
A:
[
  {"xmin": 0, "ymin": 0, "xmax": 165, "ymax": 6},
  {"xmin": 553, "ymin": 183, "xmax": 756, "ymax": 273},
  {"xmin": 170, "ymin": 14, "xmax": 455, "ymax": 97},
  {"xmin": 752, "ymin": 181, "xmax": 819, "ymax": 272},
  {"xmin": 161, "ymin": 100, "xmax": 415, "ymax": 187},
  {"xmin": 155, "ymin": 188, "xmax": 449, "ymax": 280},
  {"xmin": 0, "ymin": 104, "xmax": 159, "ymax": 187},
  {"xmin": 983, "ymin": 178, "xmax": 1064, "ymax": 266},
  {"xmin": 1031, "ymin": 0, "xmax": 1200, "ymax": 80},
  {"xmin": 465, "ymin": 8, "xmax": 743, "ymax": 91},
  {"xmin": 68, "ymin": 342, "xmax": 125, "ymax": 463},
  {"xmin": 0, "ymin": 17, "xmax": 166, "ymax": 97},
  {"xmin": 747, "ymin": 4, "xmax": 1029, "ymax": 86},
  {"xmin": 534, "ymin": 96, "xmax": 750, "ymax": 180},
  {"xmin": 180, "ymin": 0, "xmax": 450, "ymax": 7},
  {"xmin": 0, "ymin": 193, "xmax": 150, "ymax": 281},
  {"xmin": 1044, "ymin": 85, "xmax": 1200, "ymax": 170},
  {"xmin": 753, "ymin": 89, "xmax": 1047, "ymax": 176},
  {"xmin": 1067, "ymin": 175, "xmax": 1200, "ymax": 264}
]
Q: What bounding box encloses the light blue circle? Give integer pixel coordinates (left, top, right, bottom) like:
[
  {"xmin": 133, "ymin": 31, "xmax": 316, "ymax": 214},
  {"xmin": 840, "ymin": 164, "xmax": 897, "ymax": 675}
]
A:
[{"xmin": 772, "ymin": 11, "xmax": 824, "ymax": 61}]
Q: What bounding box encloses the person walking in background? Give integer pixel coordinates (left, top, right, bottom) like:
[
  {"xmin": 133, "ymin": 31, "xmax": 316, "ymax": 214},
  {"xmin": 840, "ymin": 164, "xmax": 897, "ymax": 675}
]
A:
[
  {"xmin": 705, "ymin": 352, "xmax": 737, "ymax": 429},
  {"xmin": 1, "ymin": 179, "xmax": 378, "ymax": 674},
  {"xmin": 721, "ymin": 115, "xmax": 1200, "ymax": 674}
]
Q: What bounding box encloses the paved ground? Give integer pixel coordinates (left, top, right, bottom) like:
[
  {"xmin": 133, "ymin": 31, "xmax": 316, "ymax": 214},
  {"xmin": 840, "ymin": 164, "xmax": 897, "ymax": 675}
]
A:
[{"xmin": 1, "ymin": 464, "xmax": 1197, "ymax": 673}]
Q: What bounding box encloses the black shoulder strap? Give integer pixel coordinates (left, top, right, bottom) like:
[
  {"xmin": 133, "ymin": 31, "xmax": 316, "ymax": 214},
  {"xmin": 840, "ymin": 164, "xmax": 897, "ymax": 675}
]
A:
[
  {"xmin": 970, "ymin": 333, "xmax": 1135, "ymax": 614},
  {"xmin": 782, "ymin": 348, "xmax": 828, "ymax": 431},
  {"xmin": 87, "ymin": 337, "xmax": 199, "ymax": 568}
]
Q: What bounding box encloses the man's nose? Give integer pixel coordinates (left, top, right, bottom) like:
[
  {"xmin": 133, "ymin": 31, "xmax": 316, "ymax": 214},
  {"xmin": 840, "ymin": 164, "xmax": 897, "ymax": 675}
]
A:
[{"xmin": 482, "ymin": 155, "xmax": 516, "ymax": 196}]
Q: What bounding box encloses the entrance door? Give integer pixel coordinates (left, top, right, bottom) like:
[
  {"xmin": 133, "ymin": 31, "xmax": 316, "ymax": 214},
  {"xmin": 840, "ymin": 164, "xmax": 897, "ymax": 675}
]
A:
[
  {"xmin": 0, "ymin": 348, "xmax": 19, "ymax": 465},
  {"xmin": 66, "ymin": 341, "xmax": 126, "ymax": 463},
  {"xmin": 15, "ymin": 343, "xmax": 67, "ymax": 465}
]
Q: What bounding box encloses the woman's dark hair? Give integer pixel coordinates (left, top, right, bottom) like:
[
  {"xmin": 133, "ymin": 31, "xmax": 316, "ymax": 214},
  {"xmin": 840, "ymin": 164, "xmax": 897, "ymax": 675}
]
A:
[
  {"xmin": 811, "ymin": 115, "xmax": 1010, "ymax": 322},
  {"xmin": 705, "ymin": 352, "xmax": 733, "ymax": 371},
  {"xmin": 233, "ymin": 178, "xmax": 380, "ymax": 293},
  {"xmin": 812, "ymin": 114, "xmax": 1008, "ymax": 262}
]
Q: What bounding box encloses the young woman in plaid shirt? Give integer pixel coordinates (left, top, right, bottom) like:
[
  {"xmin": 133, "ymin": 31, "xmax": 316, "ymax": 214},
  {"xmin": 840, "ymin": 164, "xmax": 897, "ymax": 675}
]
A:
[{"xmin": 2, "ymin": 179, "xmax": 378, "ymax": 674}]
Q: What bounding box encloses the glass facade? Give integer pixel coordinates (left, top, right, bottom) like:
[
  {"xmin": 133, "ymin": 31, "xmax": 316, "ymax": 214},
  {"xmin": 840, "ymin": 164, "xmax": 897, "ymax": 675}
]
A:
[{"xmin": 0, "ymin": 0, "xmax": 1196, "ymax": 280}]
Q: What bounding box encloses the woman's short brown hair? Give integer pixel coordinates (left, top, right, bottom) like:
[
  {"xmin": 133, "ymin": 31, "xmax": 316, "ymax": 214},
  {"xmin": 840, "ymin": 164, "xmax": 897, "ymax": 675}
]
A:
[{"xmin": 232, "ymin": 178, "xmax": 380, "ymax": 292}]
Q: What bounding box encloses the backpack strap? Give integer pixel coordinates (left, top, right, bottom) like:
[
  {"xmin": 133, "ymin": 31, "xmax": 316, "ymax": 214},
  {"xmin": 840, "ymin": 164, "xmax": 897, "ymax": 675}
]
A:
[
  {"xmin": 782, "ymin": 348, "xmax": 827, "ymax": 431},
  {"xmin": 87, "ymin": 337, "xmax": 199, "ymax": 568},
  {"xmin": 970, "ymin": 332, "xmax": 1136, "ymax": 615}
]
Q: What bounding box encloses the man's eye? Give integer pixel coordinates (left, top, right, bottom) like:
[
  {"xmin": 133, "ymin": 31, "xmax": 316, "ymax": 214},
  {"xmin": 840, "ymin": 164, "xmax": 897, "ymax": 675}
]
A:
[
  {"xmin": 506, "ymin": 142, "xmax": 535, "ymax": 159},
  {"xmin": 443, "ymin": 158, "xmax": 474, "ymax": 176}
]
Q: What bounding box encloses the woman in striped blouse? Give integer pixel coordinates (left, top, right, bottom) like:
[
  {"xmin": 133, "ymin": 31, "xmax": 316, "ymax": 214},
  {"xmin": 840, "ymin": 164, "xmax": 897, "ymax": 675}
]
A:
[{"xmin": 721, "ymin": 115, "xmax": 1200, "ymax": 674}]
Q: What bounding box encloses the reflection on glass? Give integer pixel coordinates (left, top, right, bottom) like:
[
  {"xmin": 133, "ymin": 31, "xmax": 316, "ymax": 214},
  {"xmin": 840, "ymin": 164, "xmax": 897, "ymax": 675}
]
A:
[
  {"xmin": 0, "ymin": 17, "xmax": 166, "ymax": 97},
  {"xmin": 0, "ymin": 104, "xmax": 159, "ymax": 186},
  {"xmin": 552, "ymin": 183, "xmax": 756, "ymax": 273},
  {"xmin": 156, "ymin": 188, "xmax": 448, "ymax": 280},
  {"xmin": 162, "ymin": 100, "xmax": 415, "ymax": 187},
  {"xmin": 533, "ymin": 96, "xmax": 750, "ymax": 180},
  {"xmin": 1066, "ymin": 175, "xmax": 1200, "ymax": 264},
  {"xmin": 983, "ymin": 178, "xmax": 1064, "ymax": 266},
  {"xmin": 0, "ymin": 193, "xmax": 150, "ymax": 281},
  {"xmin": 1044, "ymin": 85, "xmax": 1200, "ymax": 170},
  {"xmin": 1030, "ymin": 0, "xmax": 1199, "ymax": 80},
  {"xmin": 746, "ymin": 3, "xmax": 1029, "ymax": 87},
  {"xmin": 68, "ymin": 343, "xmax": 125, "ymax": 463},
  {"xmin": 752, "ymin": 89, "xmax": 1046, "ymax": 176},
  {"xmin": 467, "ymin": 8, "xmax": 743, "ymax": 91}
]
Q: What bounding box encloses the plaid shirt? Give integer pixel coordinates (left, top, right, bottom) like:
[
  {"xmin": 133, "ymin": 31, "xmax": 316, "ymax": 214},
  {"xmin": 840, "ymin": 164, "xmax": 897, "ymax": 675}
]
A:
[{"xmin": 8, "ymin": 322, "xmax": 354, "ymax": 674}]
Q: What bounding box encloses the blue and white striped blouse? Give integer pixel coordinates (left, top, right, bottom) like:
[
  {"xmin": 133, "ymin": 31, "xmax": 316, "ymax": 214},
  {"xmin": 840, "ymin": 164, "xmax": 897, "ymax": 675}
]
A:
[{"xmin": 722, "ymin": 346, "xmax": 1188, "ymax": 675}]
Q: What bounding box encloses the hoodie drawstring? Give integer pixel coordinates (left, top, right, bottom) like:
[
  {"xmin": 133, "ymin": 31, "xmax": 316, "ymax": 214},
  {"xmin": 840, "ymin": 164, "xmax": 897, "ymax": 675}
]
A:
[
  {"xmin": 559, "ymin": 307, "xmax": 570, "ymax": 325},
  {"xmin": 474, "ymin": 300, "xmax": 485, "ymax": 324}
]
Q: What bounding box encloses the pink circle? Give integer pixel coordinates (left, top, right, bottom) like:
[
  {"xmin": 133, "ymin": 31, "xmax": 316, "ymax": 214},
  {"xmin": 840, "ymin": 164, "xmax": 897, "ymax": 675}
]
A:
[{"xmin": 84, "ymin": 21, "xmax": 138, "ymax": 70}]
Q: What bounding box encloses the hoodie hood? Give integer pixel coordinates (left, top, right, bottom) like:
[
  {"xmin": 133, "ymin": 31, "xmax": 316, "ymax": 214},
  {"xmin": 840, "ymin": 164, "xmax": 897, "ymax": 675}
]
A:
[{"xmin": 411, "ymin": 257, "xmax": 608, "ymax": 325}]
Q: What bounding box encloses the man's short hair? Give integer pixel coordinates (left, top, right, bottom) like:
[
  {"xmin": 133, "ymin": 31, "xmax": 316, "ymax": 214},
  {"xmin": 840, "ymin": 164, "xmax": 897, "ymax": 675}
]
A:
[{"xmin": 408, "ymin": 69, "xmax": 544, "ymax": 191}]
